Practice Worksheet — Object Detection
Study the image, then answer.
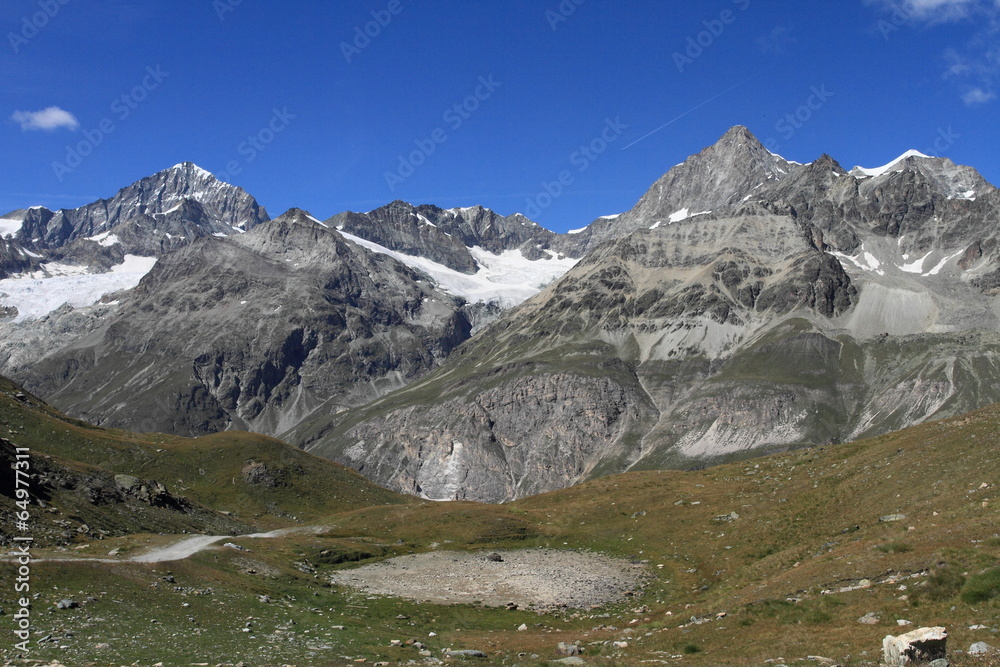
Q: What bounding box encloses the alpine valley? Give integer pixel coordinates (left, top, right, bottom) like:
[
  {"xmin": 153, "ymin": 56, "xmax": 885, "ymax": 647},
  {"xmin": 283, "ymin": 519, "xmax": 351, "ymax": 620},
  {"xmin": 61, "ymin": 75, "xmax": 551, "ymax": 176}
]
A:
[
  {"xmin": 2, "ymin": 126, "xmax": 1000, "ymax": 667},
  {"xmin": 3, "ymin": 126, "xmax": 1000, "ymax": 504}
]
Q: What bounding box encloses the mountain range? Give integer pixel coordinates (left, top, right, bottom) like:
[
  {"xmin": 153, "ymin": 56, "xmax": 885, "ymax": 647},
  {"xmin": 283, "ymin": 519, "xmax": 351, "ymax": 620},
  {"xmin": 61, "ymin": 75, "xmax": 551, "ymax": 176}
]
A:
[{"xmin": 2, "ymin": 125, "xmax": 999, "ymax": 502}]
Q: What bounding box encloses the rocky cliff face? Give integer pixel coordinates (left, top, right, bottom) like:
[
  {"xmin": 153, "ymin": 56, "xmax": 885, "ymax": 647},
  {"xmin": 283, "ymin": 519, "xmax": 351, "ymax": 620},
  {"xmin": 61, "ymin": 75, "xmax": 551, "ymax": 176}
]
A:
[
  {"xmin": 296, "ymin": 127, "xmax": 1000, "ymax": 502},
  {"xmin": 11, "ymin": 209, "xmax": 471, "ymax": 436}
]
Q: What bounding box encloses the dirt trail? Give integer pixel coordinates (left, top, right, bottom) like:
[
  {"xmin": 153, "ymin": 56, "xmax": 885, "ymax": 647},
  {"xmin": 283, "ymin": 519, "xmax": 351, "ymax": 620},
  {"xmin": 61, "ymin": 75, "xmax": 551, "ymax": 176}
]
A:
[{"xmin": 11, "ymin": 526, "xmax": 321, "ymax": 564}]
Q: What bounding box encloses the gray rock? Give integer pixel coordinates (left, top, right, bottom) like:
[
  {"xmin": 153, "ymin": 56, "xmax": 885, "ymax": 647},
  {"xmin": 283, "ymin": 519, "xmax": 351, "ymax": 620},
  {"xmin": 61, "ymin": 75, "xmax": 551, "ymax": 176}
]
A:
[
  {"xmin": 556, "ymin": 642, "xmax": 581, "ymax": 656},
  {"xmin": 445, "ymin": 649, "xmax": 487, "ymax": 658},
  {"xmin": 55, "ymin": 599, "xmax": 78, "ymax": 610},
  {"xmin": 858, "ymin": 612, "xmax": 880, "ymax": 625},
  {"xmin": 969, "ymin": 641, "xmax": 993, "ymax": 655}
]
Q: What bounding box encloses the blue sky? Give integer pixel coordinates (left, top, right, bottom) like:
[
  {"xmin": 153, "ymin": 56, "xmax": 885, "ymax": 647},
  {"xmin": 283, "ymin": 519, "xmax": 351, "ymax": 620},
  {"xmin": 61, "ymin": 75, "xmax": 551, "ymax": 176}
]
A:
[{"xmin": 2, "ymin": 0, "xmax": 998, "ymax": 233}]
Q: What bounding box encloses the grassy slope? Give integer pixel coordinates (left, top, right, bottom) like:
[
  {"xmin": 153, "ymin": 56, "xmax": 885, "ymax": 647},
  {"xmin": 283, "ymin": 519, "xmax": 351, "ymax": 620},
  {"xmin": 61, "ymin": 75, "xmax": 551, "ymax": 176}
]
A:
[
  {"xmin": 1, "ymin": 374, "xmax": 998, "ymax": 665},
  {"xmin": 0, "ymin": 375, "xmax": 408, "ymax": 541}
]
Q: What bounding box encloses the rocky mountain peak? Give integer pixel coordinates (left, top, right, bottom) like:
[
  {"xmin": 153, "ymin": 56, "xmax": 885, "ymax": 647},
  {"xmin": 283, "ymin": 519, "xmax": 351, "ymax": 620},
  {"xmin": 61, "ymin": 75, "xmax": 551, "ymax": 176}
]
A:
[
  {"xmin": 576, "ymin": 126, "xmax": 801, "ymax": 250},
  {"xmin": 809, "ymin": 154, "xmax": 847, "ymax": 174},
  {"xmin": 4, "ymin": 163, "xmax": 270, "ymax": 259}
]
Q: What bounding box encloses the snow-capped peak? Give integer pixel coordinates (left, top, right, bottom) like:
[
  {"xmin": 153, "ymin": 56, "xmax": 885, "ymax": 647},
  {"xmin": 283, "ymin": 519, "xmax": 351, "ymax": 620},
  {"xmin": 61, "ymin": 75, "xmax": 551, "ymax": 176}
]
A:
[
  {"xmin": 170, "ymin": 162, "xmax": 215, "ymax": 179},
  {"xmin": 852, "ymin": 150, "xmax": 932, "ymax": 178}
]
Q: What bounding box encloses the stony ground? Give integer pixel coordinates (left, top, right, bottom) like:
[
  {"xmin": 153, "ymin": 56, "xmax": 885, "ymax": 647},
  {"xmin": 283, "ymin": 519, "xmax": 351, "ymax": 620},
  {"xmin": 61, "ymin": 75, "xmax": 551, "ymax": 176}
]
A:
[{"xmin": 328, "ymin": 548, "xmax": 649, "ymax": 610}]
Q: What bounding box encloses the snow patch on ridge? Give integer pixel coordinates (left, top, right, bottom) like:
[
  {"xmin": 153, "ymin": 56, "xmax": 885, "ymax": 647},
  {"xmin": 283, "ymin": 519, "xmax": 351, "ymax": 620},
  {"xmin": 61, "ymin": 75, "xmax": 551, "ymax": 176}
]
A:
[
  {"xmin": 830, "ymin": 246, "xmax": 886, "ymax": 276},
  {"xmin": 171, "ymin": 162, "xmax": 215, "ymax": 179},
  {"xmin": 899, "ymin": 252, "xmax": 932, "ymax": 274},
  {"xmin": 86, "ymin": 230, "xmax": 121, "ymax": 247},
  {"xmin": 651, "ymin": 209, "xmax": 712, "ymax": 229},
  {"xmin": 852, "ymin": 150, "xmax": 931, "ymax": 178}
]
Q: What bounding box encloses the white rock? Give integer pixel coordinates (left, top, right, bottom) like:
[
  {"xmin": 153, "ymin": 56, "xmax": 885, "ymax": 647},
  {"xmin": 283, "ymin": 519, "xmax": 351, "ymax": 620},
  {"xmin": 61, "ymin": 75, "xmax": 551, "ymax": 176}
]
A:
[{"xmin": 882, "ymin": 627, "xmax": 947, "ymax": 666}]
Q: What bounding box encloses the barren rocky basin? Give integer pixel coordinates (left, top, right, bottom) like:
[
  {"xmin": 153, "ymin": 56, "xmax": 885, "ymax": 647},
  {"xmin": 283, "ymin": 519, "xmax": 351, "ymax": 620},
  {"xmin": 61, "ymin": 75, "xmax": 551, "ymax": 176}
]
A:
[{"xmin": 328, "ymin": 548, "xmax": 649, "ymax": 610}]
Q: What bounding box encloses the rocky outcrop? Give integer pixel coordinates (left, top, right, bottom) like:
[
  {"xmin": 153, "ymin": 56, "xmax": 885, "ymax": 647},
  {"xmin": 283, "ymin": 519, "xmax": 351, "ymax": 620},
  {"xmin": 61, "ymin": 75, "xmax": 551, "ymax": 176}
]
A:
[
  {"xmin": 317, "ymin": 366, "xmax": 658, "ymax": 501},
  {"xmin": 0, "ymin": 437, "xmax": 248, "ymax": 546}
]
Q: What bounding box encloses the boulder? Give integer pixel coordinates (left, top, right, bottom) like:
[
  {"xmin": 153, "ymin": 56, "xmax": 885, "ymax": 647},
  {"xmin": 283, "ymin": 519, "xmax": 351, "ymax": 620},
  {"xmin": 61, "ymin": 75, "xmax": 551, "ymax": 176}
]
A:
[
  {"xmin": 882, "ymin": 627, "xmax": 947, "ymax": 666},
  {"xmin": 114, "ymin": 474, "xmax": 141, "ymax": 493},
  {"xmin": 556, "ymin": 642, "xmax": 581, "ymax": 656},
  {"xmin": 445, "ymin": 649, "xmax": 487, "ymax": 659},
  {"xmin": 969, "ymin": 641, "xmax": 993, "ymax": 655}
]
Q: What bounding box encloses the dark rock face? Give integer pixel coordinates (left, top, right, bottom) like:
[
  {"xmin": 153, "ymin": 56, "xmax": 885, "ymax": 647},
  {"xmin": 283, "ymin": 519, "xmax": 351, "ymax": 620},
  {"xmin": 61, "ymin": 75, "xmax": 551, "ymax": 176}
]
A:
[
  {"xmin": 13, "ymin": 210, "xmax": 472, "ymax": 437},
  {"xmin": 0, "ymin": 238, "xmax": 38, "ymax": 279}
]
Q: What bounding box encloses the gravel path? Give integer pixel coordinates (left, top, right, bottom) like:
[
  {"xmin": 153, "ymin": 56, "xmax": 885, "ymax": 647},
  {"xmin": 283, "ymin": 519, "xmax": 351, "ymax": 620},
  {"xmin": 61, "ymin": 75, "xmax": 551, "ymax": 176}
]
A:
[{"xmin": 329, "ymin": 548, "xmax": 648, "ymax": 610}]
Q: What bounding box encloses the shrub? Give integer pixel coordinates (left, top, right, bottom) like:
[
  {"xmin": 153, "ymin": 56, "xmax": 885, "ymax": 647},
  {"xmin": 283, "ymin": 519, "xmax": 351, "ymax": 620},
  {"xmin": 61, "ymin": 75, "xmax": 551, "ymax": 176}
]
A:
[
  {"xmin": 960, "ymin": 567, "xmax": 1000, "ymax": 605},
  {"xmin": 917, "ymin": 565, "xmax": 966, "ymax": 602},
  {"xmin": 876, "ymin": 542, "xmax": 913, "ymax": 554}
]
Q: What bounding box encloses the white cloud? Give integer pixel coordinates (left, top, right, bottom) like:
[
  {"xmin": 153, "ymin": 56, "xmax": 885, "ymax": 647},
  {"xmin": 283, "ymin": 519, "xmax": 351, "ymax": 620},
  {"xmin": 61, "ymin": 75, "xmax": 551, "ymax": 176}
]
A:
[
  {"xmin": 868, "ymin": 1, "xmax": 1000, "ymax": 104},
  {"xmin": 11, "ymin": 106, "xmax": 80, "ymax": 132},
  {"xmin": 869, "ymin": 0, "xmax": 987, "ymax": 22},
  {"xmin": 961, "ymin": 86, "xmax": 996, "ymax": 103},
  {"xmin": 906, "ymin": 0, "xmax": 977, "ymax": 18}
]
